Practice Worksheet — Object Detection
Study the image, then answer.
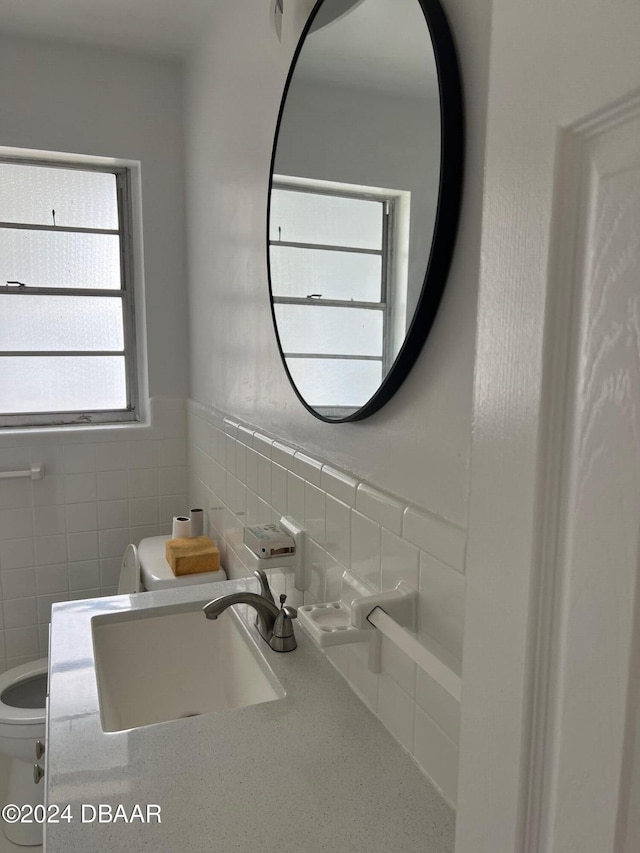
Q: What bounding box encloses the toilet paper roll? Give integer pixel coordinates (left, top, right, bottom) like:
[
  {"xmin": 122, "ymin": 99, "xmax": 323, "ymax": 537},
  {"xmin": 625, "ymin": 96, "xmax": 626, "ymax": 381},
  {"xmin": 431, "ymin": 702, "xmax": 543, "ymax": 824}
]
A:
[
  {"xmin": 190, "ymin": 508, "xmax": 204, "ymax": 538},
  {"xmin": 172, "ymin": 516, "xmax": 192, "ymax": 539}
]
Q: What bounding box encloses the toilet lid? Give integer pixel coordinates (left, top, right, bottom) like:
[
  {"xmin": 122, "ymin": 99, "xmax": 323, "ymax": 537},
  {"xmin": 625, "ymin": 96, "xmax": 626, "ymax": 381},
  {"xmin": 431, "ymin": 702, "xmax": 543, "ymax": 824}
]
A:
[{"xmin": 118, "ymin": 543, "xmax": 141, "ymax": 595}]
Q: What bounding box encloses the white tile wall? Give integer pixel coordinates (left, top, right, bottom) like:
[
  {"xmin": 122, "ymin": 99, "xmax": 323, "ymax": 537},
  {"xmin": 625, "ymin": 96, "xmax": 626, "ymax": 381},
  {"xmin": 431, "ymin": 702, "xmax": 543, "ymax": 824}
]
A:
[
  {"xmin": 187, "ymin": 399, "xmax": 466, "ymax": 807},
  {"xmin": 0, "ymin": 398, "xmax": 188, "ymax": 672}
]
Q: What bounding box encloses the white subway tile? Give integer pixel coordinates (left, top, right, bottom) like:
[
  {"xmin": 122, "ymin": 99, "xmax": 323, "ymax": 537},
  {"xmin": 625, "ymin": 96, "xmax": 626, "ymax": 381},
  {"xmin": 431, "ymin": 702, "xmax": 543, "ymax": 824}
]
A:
[
  {"xmin": 237, "ymin": 425, "xmax": 254, "ymax": 447},
  {"xmin": 348, "ymin": 644, "xmax": 380, "ymax": 713},
  {"xmin": 402, "ymin": 506, "xmax": 466, "ymax": 573},
  {"xmin": 62, "ymin": 444, "xmax": 96, "ymax": 474},
  {"xmin": 128, "ymin": 468, "xmax": 159, "ymax": 498},
  {"xmin": 127, "ymin": 441, "xmax": 158, "ymax": 470},
  {"xmin": 350, "ymin": 511, "xmax": 381, "ymax": 590},
  {"xmin": 5, "ymin": 626, "xmax": 39, "ymax": 658},
  {"xmin": 33, "ymin": 506, "xmax": 65, "ymax": 537},
  {"xmin": 69, "ymin": 561, "xmax": 100, "ymax": 591},
  {"xmin": 99, "ymin": 558, "xmax": 122, "ymax": 588},
  {"xmin": 0, "ymin": 480, "xmax": 32, "ymax": 510},
  {"xmin": 256, "ymin": 454, "xmax": 272, "ymax": 503},
  {"xmin": 356, "ymin": 484, "xmax": 404, "ymax": 535},
  {"xmin": 1, "ymin": 568, "xmax": 36, "ymax": 600},
  {"xmin": 225, "ymin": 436, "xmax": 237, "ymax": 475},
  {"xmin": 0, "ymin": 538, "xmax": 34, "ymax": 570},
  {"xmin": 158, "ymin": 438, "xmax": 187, "ymax": 468},
  {"xmin": 33, "ymin": 476, "xmax": 65, "ymax": 507},
  {"xmin": 0, "ymin": 508, "xmax": 34, "ymax": 540},
  {"xmin": 271, "ymin": 464, "xmax": 288, "ymax": 516},
  {"xmin": 235, "ymin": 442, "xmax": 247, "ymax": 484},
  {"xmin": 245, "ymin": 490, "xmax": 259, "ymax": 525},
  {"xmin": 67, "ymin": 532, "xmax": 99, "ymax": 562},
  {"xmin": 325, "ymin": 496, "xmax": 350, "ymax": 565},
  {"xmin": 293, "ymin": 452, "xmax": 323, "ymax": 487},
  {"xmin": 418, "ymin": 551, "xmax": 465, "ymax": 662},
  {"xmin": 378, "ymin": 672, "xmax": 415, "ymax": 752},
  {"xmin": 381, "ymin": 529, "xmax": 419, "ymax": 591},
  {"xmin": 245, "ymin": 448, "xmax": 258, "ymax": 493},
  {"xmin": 64, "ymin": 473, "xmax": 97, "ymax": 504},
  {"xmin": 97, "ymin": 500, "xmax": 129, "ymax": 531},
  {"xmin": 94, "ymin": 442, "xmax": 130, "ymax": 472},
  {"xmin": 253, "ymin": 432, "xmax": 273, "ymax": 457},
  {"xmin": 286, "ymin": 472, "xmax": 305, "ymax": 521},
  {"xmin": 160, "ymin": 495, "xmax": 188, "ymax": 522},
  {"xmin": 36, "ymin": 564, "xmax": 69, "ymax": 595},
  {"xmin": 130, "ymin": 525, "xmax": 160, "ymax": 543},
  {"xmin": 158, "ymin": 466, "xmax": 187, "ymax": 496},
  {"xmin": 98, "ymin": 528, "xmax": 130, "ymax": 559},
  {"xmin": 222, "ymin": 418, "xmax": 239, "ymax": 437},
  {"xmin": 129, "ymin": 497, "xmax": 159, "ymax": 527},
  {"xmin": 272, "ymin": 441, "xmax": 296, "ymax": 469},
  {"xmin": 413, "ymin": 707, "xmax": 459, "ymax": 807},
  {"xmin": 321, "ymin": 466, "xmax": 359, "ymax": 507},
  {"xmin": 65, "ymin": 503, "xmax": 97, "ymax": 534},
  {"xmin": 97, "ymin": 471, "xmax": 128, "ymax": 501},
  {"xmin": 29, "ymin": 446, "xmax": 62, "ymax": 475},
  {"xmin": 35, "ymin": 535, "xmax": 67, "ymax": 566},
  {"xmin": 38, "ymin": 593, "xmax": 69, "ymax": 625},
  {"xmin": 324, "ymin": 554, "xmax": 344, "ymax": 602},
  {"xmin": 304, "ymin": 483, "xmax": 326, "ymax": 547},
  {"xmin": 307, "ymin": 540, "xmax": 326, "ymax": 602}
]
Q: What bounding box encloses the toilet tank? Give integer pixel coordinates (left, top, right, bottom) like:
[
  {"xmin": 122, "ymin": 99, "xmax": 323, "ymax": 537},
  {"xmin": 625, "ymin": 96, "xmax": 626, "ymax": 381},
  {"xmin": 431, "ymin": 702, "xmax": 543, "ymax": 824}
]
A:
[{"xmin": 138, "ymin": 535, "xmax": 227, "ymax": 591}]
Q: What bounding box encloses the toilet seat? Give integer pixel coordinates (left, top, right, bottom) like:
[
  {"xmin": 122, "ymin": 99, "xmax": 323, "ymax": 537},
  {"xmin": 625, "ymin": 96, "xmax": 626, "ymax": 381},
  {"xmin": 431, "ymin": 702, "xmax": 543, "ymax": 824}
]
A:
[
  {"xmin": 118, "ymin": 543, "xmax": 141, "ymax": 595},
  {"xmin": 0, "ymin": 658, "xmax": 47, "ymax": 733}
]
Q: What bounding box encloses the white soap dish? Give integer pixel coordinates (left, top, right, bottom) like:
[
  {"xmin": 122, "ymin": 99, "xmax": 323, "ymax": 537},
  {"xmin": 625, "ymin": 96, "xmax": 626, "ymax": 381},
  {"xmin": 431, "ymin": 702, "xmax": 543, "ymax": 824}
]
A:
[{"xmin": 297, "ymin": 602, "xmax": 372, "ymax": 648}]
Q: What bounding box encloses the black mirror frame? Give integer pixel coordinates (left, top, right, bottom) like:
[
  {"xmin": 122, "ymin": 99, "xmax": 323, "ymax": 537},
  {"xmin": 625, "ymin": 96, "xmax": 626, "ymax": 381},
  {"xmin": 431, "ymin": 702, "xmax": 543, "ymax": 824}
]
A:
[{"xmin": 266, "ymin": 0, "xmax": 464, "ymax": 423}]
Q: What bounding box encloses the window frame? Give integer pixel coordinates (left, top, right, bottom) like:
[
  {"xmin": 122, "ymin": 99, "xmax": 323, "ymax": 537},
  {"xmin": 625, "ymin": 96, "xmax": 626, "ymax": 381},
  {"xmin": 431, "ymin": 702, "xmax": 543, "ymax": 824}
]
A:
[
  {"xmin": 0, "ymin": 157, "xmax": 139, "ymax": 428},
  {"xmin": 269, "ymin": 176, "xmax": 408, "ymax": 418}
]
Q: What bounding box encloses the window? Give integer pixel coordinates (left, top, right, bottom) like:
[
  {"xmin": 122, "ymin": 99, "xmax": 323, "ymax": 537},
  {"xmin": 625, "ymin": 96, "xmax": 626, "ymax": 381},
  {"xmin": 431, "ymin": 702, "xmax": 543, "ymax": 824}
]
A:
[
  {"xmin": 0, "ymin": 158, "xmax": 138, "ymax": 428},
  {"xmin": 269, "ymin": 178, "xmax": 407, "ymax": 418}
]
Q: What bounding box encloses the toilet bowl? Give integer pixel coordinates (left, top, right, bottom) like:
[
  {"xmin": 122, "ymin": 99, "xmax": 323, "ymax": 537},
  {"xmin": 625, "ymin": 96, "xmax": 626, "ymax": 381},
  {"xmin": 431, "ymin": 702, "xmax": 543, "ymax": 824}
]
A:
[{"xmin": 0, "ymin": 658, "xmax": 48, "ymax": 846}]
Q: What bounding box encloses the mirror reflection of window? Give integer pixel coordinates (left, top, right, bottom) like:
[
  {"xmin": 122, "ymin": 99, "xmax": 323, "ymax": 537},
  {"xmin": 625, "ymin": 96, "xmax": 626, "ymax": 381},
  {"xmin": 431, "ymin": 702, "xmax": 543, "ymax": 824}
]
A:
[{"xmin": 270, "ymin": 179, "xmax": 409, "ymax": 418}]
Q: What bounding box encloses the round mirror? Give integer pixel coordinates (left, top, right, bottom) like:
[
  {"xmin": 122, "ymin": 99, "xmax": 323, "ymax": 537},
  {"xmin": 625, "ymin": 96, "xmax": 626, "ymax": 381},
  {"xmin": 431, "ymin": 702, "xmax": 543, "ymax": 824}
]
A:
[{"xmin": 267, "ymin": 0, "xmax": 463, "ymax": 422}]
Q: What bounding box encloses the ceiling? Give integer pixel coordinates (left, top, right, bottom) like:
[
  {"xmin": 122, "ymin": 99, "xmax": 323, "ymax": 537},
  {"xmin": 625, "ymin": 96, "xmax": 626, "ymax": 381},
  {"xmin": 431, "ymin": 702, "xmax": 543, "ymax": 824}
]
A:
[
  {"xmin": 298, "ymin": 0, "xmax": 439, "ymax": 100},
  {"xmin": 0, "ymin": 0, "xmax": 213, "ymax": 58}
]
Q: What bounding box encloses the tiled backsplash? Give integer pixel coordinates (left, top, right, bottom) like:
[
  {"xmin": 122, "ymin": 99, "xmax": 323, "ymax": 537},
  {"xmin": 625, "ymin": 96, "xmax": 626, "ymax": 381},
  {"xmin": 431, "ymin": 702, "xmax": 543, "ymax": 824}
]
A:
[
  {"xmin": 188, "ymin": 400, "xmax": 466, "ymax": 806},
  {"xmin": 0, "ymin": 398, "xmax": 188, "ymax": 672}
]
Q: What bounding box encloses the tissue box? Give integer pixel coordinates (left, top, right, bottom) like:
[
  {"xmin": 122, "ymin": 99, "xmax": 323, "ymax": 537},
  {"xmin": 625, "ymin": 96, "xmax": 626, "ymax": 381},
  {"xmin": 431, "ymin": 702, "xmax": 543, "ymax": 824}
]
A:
[{"xmin": 165, "ymin": 536, "xmax": 220, "ymax": 576}]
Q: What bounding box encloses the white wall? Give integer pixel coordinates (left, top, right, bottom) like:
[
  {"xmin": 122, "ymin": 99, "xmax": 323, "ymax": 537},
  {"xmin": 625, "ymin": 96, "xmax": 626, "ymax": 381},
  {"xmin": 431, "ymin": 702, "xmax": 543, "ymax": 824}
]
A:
[
  {"xmin": 185, "ymin": 0, "xmax": 491, "ymax": 529},
  {"xmin": 0, "ymin": 33, "xmax": 189, "ymax": 400},
  {"xmin": 0, "ymin": 35, "xmax": 190, "ymax": 671}
]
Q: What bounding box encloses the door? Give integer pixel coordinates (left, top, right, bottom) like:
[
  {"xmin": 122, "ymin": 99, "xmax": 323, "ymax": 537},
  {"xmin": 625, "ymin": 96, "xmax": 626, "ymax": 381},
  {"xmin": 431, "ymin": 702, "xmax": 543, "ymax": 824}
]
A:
[{"xmin": 456, "ymin": 2, "xmax": 640, "ymax": 852}]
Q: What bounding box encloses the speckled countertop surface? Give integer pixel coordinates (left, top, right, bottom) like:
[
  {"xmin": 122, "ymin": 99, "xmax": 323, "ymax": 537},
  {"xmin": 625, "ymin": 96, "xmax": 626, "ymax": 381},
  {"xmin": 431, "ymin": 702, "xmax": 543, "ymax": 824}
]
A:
[{"xmin": 45, "ymin": 578, "xmax": 454, "ymax": 852}]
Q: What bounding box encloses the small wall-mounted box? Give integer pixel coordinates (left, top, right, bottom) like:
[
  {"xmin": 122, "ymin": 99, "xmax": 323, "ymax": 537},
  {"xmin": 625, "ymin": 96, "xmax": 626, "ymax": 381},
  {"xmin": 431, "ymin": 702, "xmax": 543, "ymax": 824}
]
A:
[{"xmin": 244, "ymin": 523, "xmax": 296, "ymax": 559}]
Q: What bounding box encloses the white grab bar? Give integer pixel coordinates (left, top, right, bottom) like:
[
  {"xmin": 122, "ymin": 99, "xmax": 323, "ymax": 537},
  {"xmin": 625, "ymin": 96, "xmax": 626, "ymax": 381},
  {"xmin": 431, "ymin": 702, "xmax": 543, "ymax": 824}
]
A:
[
  {"xmin": 368, "ymin": 606, "xmax": 462, "ymax": 702},
  {"xmin": 0, "ymin": 463, "xmax": 44, "ymax": 481}
]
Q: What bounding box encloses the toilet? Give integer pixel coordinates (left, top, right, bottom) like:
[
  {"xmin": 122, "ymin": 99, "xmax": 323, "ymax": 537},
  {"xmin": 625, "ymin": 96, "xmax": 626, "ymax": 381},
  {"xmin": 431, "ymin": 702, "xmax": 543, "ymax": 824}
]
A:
[
  {"xmin": 0, "ymin": 535, "xmax": 226, "ymax": 846},
  {"xmin": 0, "ymin": 659, "xmax": 48, "ymax": 846}
]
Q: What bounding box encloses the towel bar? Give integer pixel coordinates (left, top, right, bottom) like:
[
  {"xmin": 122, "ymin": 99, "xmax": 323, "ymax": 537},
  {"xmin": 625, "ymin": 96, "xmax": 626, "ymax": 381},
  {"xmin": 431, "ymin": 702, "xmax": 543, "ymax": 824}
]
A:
[{"xmin": 0, "ymin": 464, "xmax": 44, "ymax": 481}]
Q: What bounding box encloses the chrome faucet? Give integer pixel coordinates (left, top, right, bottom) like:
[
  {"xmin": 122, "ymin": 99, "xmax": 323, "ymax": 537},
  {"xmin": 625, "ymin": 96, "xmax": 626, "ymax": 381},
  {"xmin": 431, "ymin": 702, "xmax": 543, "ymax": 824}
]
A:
[{"xmin": 202, "ymin": 570, "xmax": 297, "ymax": 652}]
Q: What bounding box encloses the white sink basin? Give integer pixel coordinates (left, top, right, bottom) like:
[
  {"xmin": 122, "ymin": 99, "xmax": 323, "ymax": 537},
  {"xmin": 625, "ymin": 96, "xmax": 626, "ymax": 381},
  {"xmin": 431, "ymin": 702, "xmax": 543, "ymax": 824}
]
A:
[{"xmin": 92, "ymin": 603, "xmax": 285, "ymax": 732}]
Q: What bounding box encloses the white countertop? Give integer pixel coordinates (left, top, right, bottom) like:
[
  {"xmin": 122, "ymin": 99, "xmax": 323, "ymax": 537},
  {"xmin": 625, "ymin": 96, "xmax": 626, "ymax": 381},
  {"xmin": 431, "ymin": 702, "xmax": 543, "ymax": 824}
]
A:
[{"xmin": 45, "ymin": 577, "xmax": 455, "ymax": 853}]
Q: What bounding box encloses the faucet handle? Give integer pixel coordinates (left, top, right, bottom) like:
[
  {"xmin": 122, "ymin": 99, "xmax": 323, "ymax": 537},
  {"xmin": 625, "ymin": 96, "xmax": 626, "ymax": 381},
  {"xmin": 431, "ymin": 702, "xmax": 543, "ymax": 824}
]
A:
[
  {"xmin": 254, "ymin": 569, "xmax": 275, "ymax": 605},
  {"xmin": 279, "ymin": 593, "xmax": 297, "ymax": 619},
  {"xmin": 270, "ymin": 594, "xmax": 297, "ymax": 652}
]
